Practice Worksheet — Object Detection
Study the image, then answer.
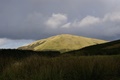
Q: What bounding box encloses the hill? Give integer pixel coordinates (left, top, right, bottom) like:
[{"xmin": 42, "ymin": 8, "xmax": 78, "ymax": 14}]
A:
[
  {"xmin": 66, "ymin": 39, "xmax": 120, "ymax": 55},
  {"xmin": 18, "ymin": 34, "xmax": 107, "ymax": 53}
]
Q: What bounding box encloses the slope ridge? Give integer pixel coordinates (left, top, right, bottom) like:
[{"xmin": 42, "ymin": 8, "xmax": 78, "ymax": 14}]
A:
[{"xmin": 66, "ymin": 39, "xmax": 120, "ymax": 55}]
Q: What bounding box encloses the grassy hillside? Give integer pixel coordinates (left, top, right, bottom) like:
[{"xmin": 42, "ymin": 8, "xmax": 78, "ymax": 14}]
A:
[
  {"xmin": 18, "ymin": 34, "xmax": 107, "ymax": 53},
  {"xmin": 66, "ymin": 40, "xmax": 120, "ymax": 55},
  {"xmin": 0, "ymin": 49, "xmax": 120, "ymax": 80}
]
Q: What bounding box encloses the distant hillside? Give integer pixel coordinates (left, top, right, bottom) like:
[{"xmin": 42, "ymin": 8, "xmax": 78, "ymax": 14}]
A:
[
  {"xmin": 18, "ymin": 34, "xmax": 107, "ymax": 53},
  {"xmin": 66, "ymin": 39, "xmax": 120, "ymax": 55},
  {"xmin": 0, "ymin": 49, "xmax": 60, "ymax": 58}
]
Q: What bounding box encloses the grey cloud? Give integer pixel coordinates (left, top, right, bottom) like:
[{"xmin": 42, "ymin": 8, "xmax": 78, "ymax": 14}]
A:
[{"xmin": 0, "ymin": 0, "xmax": 120, "ymax": 41}]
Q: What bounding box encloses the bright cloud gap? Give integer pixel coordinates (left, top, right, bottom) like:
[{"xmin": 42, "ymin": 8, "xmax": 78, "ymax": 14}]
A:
[{"xmin": 0, "ymin": 38, "xmax": 34, "ymax": 49}]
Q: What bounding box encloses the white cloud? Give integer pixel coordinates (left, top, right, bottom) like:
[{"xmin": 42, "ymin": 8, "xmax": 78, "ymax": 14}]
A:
[
  {"xmin": 61, "ymin": 16, "xmax": 100, "ymax": 28},
  {"xmin": 52, "ymin": 12, "xmax": 120, "ymax": 40},
  {"xmin": 0, "ymin": 38, "xmax": 8, "ymax": 46},
  {"xmin": 61, "ymin": 12, "xmax": 120, "ymax": 28},
  {"xmin": 79, "ymin": 16, "xmax": 100, "ymax": 27},
  {"xmin": 0, "ymin": 38, "xmax": 34, "ymax": 49},
  {"xmin": 45, "ymin": 13, "xmax": 67, "ymax": 28},
  {"xmin": 103, "ymin": 12, "xmax": 120, "ymax": 22},
  {"xmin": 62, "ymin": 23, "xmax": 71, "ymax": 28}
]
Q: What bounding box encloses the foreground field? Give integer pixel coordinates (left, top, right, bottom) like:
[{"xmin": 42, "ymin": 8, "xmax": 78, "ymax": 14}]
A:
[{"xmin": 0, "ymin": 54, "xmax": 120, "ymax": 80}]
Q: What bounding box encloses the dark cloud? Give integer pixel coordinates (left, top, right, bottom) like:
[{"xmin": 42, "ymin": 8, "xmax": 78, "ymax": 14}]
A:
[{"xmin": 0, "ymin": 0, "xmax": 120, "ymax": 41}]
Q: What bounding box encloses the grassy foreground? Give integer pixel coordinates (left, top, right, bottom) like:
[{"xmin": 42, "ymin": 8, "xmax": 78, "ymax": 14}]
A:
[{"xmin": 0, "ymin": 54, "xmax": 120, "ymax": 80}]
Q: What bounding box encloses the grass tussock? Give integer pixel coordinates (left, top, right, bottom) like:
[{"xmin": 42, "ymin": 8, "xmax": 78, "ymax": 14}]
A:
[{"xmin": 0, "ymin": 54, "xmax": 120, "ymax": 80}]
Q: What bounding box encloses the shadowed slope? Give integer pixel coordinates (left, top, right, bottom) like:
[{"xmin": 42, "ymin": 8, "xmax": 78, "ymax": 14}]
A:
[{"xmin": 66, "ymin": 39, "xmax": 120, "ymax": 55}]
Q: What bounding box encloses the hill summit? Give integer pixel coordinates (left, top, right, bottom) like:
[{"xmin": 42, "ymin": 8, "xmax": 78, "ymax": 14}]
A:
[{"xmin": 18, "ymin": 34, "xmax": 107, "ymax": 53}]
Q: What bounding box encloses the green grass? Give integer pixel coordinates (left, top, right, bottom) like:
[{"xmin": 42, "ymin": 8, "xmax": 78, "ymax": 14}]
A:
[{"xmin": 0, "ymin": 54, "xmax": 120, "ymax": 80}]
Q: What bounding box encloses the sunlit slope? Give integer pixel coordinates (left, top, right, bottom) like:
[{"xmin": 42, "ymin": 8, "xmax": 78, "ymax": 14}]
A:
[{"xmin": 18, "ymin": 34, "xmax": 107, "ymax": 53}]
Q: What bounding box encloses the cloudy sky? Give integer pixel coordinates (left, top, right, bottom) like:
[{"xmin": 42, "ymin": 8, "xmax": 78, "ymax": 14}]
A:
[{"xmin": 0, "ymin": 0, "xmax": 120, "ymax": 48}]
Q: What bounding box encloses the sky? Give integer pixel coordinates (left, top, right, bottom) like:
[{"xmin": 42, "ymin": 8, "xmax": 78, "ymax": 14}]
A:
[{"xmin": 0, "ymin": 0, "xmax": 120, "ymax": 48}]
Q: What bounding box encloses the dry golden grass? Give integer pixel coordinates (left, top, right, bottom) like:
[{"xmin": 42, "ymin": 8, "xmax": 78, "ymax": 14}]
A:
[{"xmin": 18, "ymin": 34, "xmax": 107, "ymax": 53}]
